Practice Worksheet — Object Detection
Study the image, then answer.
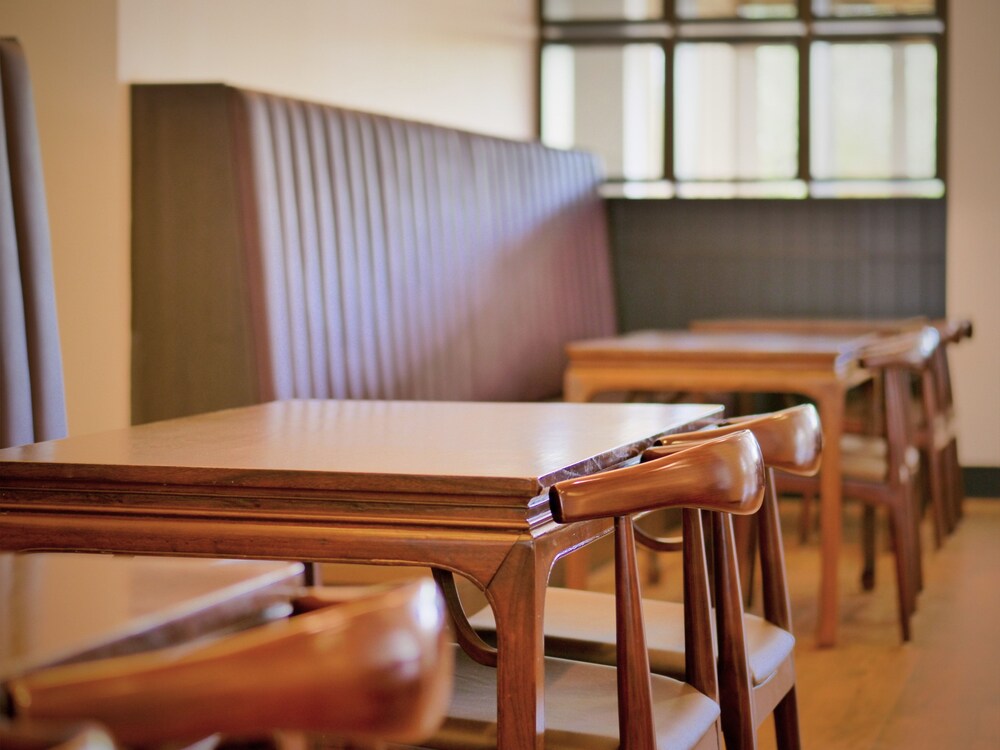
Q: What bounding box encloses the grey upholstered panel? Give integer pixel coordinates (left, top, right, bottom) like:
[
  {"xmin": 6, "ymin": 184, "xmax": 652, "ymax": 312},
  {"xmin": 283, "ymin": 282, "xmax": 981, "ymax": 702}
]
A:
[
  {"xmin": 609, "ymin": 198, "xmax": 946, "ymax": 331},
  {"xmin": 0, "ymin": 38, "xmax": 66, "ymax": 448},
  {"xmin": 231, "ymin": 90, "xmax": 616, "ymax": 402}
]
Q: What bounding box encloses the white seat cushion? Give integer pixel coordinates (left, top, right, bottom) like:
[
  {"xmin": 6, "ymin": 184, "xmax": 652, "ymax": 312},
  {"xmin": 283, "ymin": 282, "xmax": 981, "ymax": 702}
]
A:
[
  {"xmin": 468, "ymin": 586, "xmax": 794, "ymax": 687},
  {"xmin": 423, "ymin": 645, "xmax": 720, "ymax": 749}
]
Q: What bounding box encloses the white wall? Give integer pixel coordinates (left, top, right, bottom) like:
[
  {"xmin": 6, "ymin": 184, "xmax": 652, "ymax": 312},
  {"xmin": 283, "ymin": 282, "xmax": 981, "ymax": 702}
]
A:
[
  {"xmin": 0, "ymin": 0, "xmax": 131, "ymax": 437},
  {"xmin": 117, "ymin": 0, "xmax": 536, "ymax": 139},
  {"xmin": 1, "ymin": 0, "xmax": 536, "ymax": 436},
  {"xmin": 947, "ymin": 0, "xmax": 1000, "ymax": 467}
]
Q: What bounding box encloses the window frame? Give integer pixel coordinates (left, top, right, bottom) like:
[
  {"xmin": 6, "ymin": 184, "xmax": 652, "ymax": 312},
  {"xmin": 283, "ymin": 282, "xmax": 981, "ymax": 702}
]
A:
[{"xmin": 536, "ymin": 0, "xmax": 948, "ymax": 197}]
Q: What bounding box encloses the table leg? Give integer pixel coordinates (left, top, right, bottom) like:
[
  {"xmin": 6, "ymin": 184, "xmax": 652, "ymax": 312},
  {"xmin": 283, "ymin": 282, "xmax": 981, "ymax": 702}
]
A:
[
  {"xmin": 815, "ymin": 385, "xmax": 845, "ymax": 647},
  {"xmin": 487, "ymin": 540, "xmax": 549, "ymax": 749},
  {"xmin": 563, "ymin": 368, "xmax": 597, "ymax": 590}
]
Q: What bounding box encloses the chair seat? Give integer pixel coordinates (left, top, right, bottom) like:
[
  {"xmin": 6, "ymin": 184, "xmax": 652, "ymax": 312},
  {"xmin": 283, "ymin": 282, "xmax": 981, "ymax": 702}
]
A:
[
  {"xmin": 421, "ymin": 645, "xmax": 720, "ymax": 750},
  {"xmin": 840, "ymin": 434, "xmax": 920, "ymax": 483},
  {"xmin": 468, "ymin": 587, "xmax": 794, "ymax": 687}
]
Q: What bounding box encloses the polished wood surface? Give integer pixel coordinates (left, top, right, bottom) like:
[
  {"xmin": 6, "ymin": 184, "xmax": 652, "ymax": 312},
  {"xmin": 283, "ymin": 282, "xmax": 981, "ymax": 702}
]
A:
[
  {"xmin": 427, "ymin": 433, "xmax": 764, "ymax": 749},
  {"xmin": 552, "ymin": 431, "xmax": 765, "ymax": 524},
  {"xmin": 0, "ymin": 399, "xmax": 720, "ymax": 750},
  {"xmin": 649, "ymin": 404, "xmax": 823, "ymax": 479},
  {"xmin": 690, "ymin": 318, "xmax": 926, "ymax": 336},
  {"xmin": 566, "ymin": 330, "xmax": 874, "ymax": 372},
  {"xmin": 0, "ymin": 554, "xmax": 302, "ymax": 680},
  {"xmin": 563, "ymin": 331, "xmax": 874, "ymax": 646},
  {"xmin": 486, "ymin": 408, "xmax": 818, "ymax": 749},
  {"xmin": 588, "ymin": 499, "xmax": 1000, "ymax": 750},
  {"xmin": 555, "ymin": 432, "xmax": 763, "ymax": 749},
  {"xmin": 781, "ymin": 330, "xmax": 939, "ymax": 642},
  {"xmin": 6, "ymin": 580, "xmax": 452, "ymax": 747}
]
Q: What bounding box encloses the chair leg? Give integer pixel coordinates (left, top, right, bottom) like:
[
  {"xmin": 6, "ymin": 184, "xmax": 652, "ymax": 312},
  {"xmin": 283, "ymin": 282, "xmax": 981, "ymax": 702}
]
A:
[
  {"xmin": 908, "ymin": 483, "xmax": 924, "ymax": 596},
  {"xmin": 860, "ymin": 504, "xmax": 877, "ymax": 591},
  {"xmin": 948, "ymin": 438, "xmax": 965, "ymax": 526},
  {"xmin": 888, "ymin": 503, "xmax": 914, "ymax": 642},
  {"xmin": 772, "ymin": 686, "xmax": 802, "ymax": 750},
  {"xmin": 924, "ymin": 447, "xmax": 948, "ymax": 549},
  {"xmin": 303, "ymin": 561, "xmax": 323, "ymax": 586}
]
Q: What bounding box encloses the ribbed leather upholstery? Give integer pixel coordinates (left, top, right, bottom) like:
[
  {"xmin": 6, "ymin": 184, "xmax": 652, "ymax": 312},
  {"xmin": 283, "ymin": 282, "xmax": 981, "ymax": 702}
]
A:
[
  {"xmin": 0, "ymin": 39, "xmax": 66, "ymax": 448},
  {"xmin": 230, "ymin": 90, "xmax": 616, "ymax": 402}
]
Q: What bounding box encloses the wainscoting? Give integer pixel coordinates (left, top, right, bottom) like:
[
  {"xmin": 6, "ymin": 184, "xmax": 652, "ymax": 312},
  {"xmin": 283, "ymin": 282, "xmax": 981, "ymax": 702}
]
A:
[{"xmin": 607, "ymin": 198, "xmax": 947, "ymax": 331}]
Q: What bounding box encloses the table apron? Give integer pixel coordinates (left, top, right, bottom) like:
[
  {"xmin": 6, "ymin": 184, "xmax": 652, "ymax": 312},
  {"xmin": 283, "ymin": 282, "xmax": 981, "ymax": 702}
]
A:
[{"xmin": 565, "ymin": 364, "xmax": 871, "ymax": 402}]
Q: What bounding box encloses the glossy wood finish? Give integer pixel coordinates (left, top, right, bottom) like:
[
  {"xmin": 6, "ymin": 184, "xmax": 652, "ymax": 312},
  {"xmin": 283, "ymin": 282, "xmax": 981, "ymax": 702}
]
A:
[
  {"xmin": 553, "ymin": 431, "xmax": 765, "ymax": 524},
  {"xmin": 0, "ymin": 554, "xmax": 302, "ymax": 680},
  {"xmin": 0, "ymin": 721, "xmax": 115, "ymax": 750},
  {"xmin": 564, "ymin": 331, "xmax": 873, "ymax": 646},
  {"xmin": 432, "ymin": 433, "xmax": 762, "ymax": 750},
  {"xmin": 780, "ymin": 331, "xmax": 938, "ymax": 641},
  {"xmin": 555, "ymin": 434, "xmax": 764, "ymax": 749},
  {"xmin": 654, "ymin": 405, "xmax": 822, "ymax": 750},
  {"xmin": 926, "ymin": 318, "xmax": 973, "ymax": 533},
  {"xmin": 562, "ymin": 434, "xmax": 762, "ymax": 749},
  {"xmin": 5, "ymin": 580, "xmax": 452, "ymax": 747},
  {"xmin": 692, "ymin": 316, "xmax": 973, "ymax": 545},
  {"xmin": 690, "ymin": 318, "xmax": 926, "ymax": 336},
  {"xmin": 0, "ymin": 399, "xmax": 720, "ymax": 750}
]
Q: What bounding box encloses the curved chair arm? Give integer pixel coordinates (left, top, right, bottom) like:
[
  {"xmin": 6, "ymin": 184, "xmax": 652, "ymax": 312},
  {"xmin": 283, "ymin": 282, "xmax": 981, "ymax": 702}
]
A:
[
  {"xmin": 550, "ymin": 431, "xmax": 765, "ymax": 524},
  {"xmin": 859, "ymin": 326, "xmax": 940, "ymax": 371},
  {"xmin": 3, "ymin": 580, "xmax": 452, "ymax": 748},
  {"xmin": 0, "ymin": 720, "xmax": 116, "ymax": 750},
  {"xmin": 649, "ymin": 403, "xmax": 823, "ymax": 478}
]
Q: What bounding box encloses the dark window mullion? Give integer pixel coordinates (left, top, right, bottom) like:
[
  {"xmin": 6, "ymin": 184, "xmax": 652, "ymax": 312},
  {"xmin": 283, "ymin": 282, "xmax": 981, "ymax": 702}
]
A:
[
  {"xmin": 664, "ymin": 37, "xmax": 675, "ymax": 182},
  {"xmin": 936, "ymin": 0, "xmax": 948, "ymax": 183}
]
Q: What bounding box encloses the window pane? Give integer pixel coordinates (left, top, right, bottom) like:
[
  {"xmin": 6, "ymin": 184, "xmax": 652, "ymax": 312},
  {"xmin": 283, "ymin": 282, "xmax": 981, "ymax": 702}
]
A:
[
  {"xmin": 674, "ymin": 42, "xmax": 798, "ymax": 180},
  {"xmin": 811, "ymin": 40, "xmax": 937, "ymax": 179},
  {"xmin": 543, "ymin": 0, "xmax": 664, "ymax": 21},
  {"xmin": 812, "ymin": 0, "xmax": 935, "ymax": 18},
  {"xmin": 676, "ymin": 0, "xmax": 797, "ymax": 20},
  {"xmin": 542, "ymin": 44, "xmax": 666, "ymax": 180}
]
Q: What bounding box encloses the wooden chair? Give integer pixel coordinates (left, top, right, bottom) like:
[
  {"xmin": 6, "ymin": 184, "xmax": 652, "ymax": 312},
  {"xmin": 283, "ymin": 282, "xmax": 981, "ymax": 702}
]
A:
[
  {"xmin": 469, "ymin": 405, "xmax": 820, "ymax": 750},
  {"xmin": 782, "ymin": 329, "xmax": 939, "ymax": 642},
  {"xmin": 0, "ymin": 721, "xmax": 115, "ymax": 750},
  {"xmin": 424, "ymin": 431, "xmax": 765, "ymax": 749},
  {"xmin": 0, "ymin": 38, "xmax": 67, "ymax": 449},
  {"xmin": 926, "ymin": 318, "xmax": 972, "ymax": 537},
  {"xmin": 2, "ymin": 580, "xmax": 453, "ymax": 749}
]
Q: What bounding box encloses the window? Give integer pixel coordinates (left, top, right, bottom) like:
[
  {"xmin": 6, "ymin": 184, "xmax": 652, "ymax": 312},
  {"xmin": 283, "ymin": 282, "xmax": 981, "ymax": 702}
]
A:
[{"xmin": 539, "ymin": 0, "xmax": 945, "ymax": 198}]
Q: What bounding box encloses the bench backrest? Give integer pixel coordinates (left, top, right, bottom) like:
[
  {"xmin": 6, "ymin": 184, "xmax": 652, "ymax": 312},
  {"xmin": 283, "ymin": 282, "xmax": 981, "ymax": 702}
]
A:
[{"xmin": 131, "ymin": 84, "xmax": 616, "ymax": 422}]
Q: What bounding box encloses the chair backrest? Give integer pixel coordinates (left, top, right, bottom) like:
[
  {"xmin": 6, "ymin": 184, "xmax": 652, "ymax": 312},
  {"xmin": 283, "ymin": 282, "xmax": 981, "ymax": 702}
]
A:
[
  {"xmin": 0, "ymin": 38, "xmax": 66, "ymax": 448},
  {"xmin": 647, "ymin": 404, "xmax": 823, "ymax": 629},
  {"xmin": 860, "ymin": 327, "xmax": 940, "ymax": 487},
  {"xmin": 550, "ymin": 431, "xmax": 765, "ymax": 750},
  {"xmin": 3, "ymin": 579, "xmax": 452, "ymax": 747}
]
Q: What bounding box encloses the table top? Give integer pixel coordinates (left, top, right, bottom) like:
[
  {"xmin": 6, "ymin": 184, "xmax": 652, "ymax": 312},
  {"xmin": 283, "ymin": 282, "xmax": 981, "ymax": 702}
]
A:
[
  {"xmin": 566, "ymin": 329, "xmax": 875, "ymax": 371},
  {"xmin": 0, "ymin": 400, "xmax": 721, "ymax": 522},
  {"xmin": 690, "ymin": 317, "xmax": 927, "ymax": 335},
  {"xmin": 0, "ymin": 554, "xmax": 302, "ymax": 680}
]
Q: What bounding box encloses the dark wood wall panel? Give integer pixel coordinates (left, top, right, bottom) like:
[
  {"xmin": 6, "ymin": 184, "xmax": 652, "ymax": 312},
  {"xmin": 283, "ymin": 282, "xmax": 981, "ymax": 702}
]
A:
[{"xmin": 607, "ymin": 198, "xmax": 947, "ymax": 332}]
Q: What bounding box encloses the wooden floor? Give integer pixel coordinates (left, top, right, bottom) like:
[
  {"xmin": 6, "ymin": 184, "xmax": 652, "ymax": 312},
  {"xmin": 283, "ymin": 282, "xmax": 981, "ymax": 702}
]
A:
[{"xmin": 595, "ymin": 499, "xmax": 1000, "ymax": 750}]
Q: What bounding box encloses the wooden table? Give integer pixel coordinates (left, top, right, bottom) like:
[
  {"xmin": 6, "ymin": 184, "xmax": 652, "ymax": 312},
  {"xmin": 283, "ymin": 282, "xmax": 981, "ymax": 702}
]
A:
[
  {"xmin": 564, "ymin": 330, "xmax": 877, "ymax": 647},
  {"xmin": 690, "ymin": 317, "xmax": 926, "ymax": 336},
  {"xmin": 1, "ymin": 553, "xmax": 302, "ymax": 680},
  {"xmin": 0, "ymin": 398, "xmax": 719, "ymax": 749}
]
